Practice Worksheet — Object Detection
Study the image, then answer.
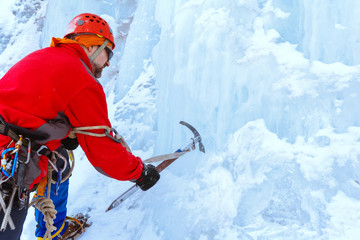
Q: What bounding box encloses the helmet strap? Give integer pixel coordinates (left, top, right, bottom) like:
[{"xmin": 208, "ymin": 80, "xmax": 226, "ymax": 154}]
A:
[{"xmin": 89, "ymin": 39, "xmax": 109, "ymax": 63}]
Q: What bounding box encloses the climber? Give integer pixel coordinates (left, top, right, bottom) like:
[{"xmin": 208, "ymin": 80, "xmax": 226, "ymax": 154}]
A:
[{"xmin": 0, "ymin": 12, "xmax": 160, "ymax": 240}]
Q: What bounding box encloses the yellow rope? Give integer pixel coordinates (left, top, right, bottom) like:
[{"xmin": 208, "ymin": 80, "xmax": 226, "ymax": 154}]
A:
[
  {"xmin": 36, "ymin": 220, "xmax": 66, "ymax": 239},
  {"xmin": 65, "ymin": 216, "xmax": 86, "ymax": 232}
]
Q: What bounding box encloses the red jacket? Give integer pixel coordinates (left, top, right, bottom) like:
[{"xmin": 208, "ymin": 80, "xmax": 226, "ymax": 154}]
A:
[{"xmin": 0, "ymin": 43, "xmax": 143, "ymax": 189}]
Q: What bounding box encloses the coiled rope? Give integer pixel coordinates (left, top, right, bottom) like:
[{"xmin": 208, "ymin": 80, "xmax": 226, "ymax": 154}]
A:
[{"xmin": 33, "ymin": 169, "xmax": 57, "ymax": 239}]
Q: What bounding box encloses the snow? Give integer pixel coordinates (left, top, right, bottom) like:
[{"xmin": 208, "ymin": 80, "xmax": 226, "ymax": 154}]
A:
[{"xmin": 1, "ymin": 0, "xmax": 360, "ymax": 239}]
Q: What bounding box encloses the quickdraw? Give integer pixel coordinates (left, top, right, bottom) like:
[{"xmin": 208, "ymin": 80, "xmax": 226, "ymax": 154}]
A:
[{"xmin": 52, "ymin": 150, "xmax": 69, "ymax": 196}]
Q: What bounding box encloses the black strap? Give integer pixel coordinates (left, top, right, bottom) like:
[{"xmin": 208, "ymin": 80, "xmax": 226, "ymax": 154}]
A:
[
  {"xmin": 0, "ymin": 115, "xmax": 23, "ymax": 144},
  {"xmin": 0, "ymin": 115, "xmax": 52, "ymax": 159},
  {"xmin": 0, "ymin": 115, "xmax": 9, "ymax": 136}
]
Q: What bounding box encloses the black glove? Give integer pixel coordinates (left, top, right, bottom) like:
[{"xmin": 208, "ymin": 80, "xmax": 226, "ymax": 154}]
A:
[
  {"xmin": 61, "ymin": 137, "xmax": 79, "ymax": 150},
  {"xmin": 136, "ymin": 164, "xmax": 160, "ymax": 191}
]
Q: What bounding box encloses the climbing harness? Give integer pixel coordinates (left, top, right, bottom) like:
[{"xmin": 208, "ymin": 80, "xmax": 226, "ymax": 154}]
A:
[
  {"xmin": 1, "ymin": 113, "xmax": 128, "ymax": 238},
  {"xmin": 0, "ymin": 115, "xmax": 57, "ymax": 236}
]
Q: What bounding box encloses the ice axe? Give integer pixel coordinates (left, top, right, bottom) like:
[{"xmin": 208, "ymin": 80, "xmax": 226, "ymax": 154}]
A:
[
  {"xmin": 143, "ymin": 121, "xmax": 205, "ymax": 165},
  {"xmin": 105, "ymin": 121, "xmax": 205, "ymax": 212}
]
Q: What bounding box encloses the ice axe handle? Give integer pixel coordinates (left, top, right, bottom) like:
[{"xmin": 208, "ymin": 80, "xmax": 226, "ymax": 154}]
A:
[{"xmin": 156, "ymin": 148, "xmax": 189, "ymax": 173}]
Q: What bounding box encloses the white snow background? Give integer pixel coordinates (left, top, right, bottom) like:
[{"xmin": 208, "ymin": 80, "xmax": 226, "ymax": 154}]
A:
[{"xmin": 1, "ymin": 0, "xmax": 360, "ymax": 239}]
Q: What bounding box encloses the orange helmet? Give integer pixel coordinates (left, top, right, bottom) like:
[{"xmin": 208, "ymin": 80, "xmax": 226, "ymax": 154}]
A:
[{"xmin": 65, "ymin": 13, "xmax": 115, "ymax": 49}]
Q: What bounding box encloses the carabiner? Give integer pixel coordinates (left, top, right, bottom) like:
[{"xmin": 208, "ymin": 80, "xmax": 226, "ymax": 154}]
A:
[
  {"xmin": 104, "ymin": 127, "xmax": 122, "ymax": 143},
  {"xmin": 1, "ymin": 147, "xmax": 19, "ymax": 177}
]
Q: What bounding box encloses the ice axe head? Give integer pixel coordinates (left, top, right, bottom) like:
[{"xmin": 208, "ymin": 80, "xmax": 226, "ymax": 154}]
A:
[{"xmin": 179, "ymin": 121, "xmax": 205, "ymax": 153}]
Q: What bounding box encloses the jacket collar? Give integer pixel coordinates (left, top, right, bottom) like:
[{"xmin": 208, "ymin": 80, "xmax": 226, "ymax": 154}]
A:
[{"xmin": 51, "ymin": 38, "xmax": 93, "ymax": 72}]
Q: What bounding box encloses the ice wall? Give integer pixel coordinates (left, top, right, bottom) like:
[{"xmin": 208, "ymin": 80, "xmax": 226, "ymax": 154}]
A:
[
  {"xmin": 153, "ymin": 0, "xmax": 360, "ymax": 155},
  {"xmin": 0, "ymin": 0, "xmax": 48, "ymax": 75},
  {"xmin": 150, "ymin": 1, "xmax": 360, "ymax": 237}
]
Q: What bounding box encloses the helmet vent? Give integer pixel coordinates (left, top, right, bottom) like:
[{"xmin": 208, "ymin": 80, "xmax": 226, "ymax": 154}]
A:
[{"xmin": 77, "ymin": 20, "xmax": 85, "ymax": 26}]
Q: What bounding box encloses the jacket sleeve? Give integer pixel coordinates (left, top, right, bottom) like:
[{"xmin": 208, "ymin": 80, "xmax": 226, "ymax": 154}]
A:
[{"xmin": 64, "ymin": 82, "xmax": 143, "ymax": 181}]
